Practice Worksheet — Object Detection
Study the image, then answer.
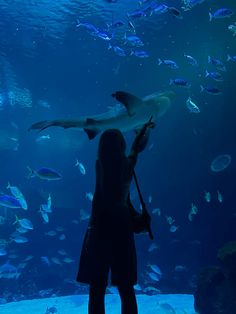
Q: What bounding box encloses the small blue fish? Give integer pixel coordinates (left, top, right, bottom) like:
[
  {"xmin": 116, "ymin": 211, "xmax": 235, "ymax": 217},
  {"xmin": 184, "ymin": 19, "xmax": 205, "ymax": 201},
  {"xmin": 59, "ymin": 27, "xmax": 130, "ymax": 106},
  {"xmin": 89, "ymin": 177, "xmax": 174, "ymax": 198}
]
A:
[
  {"xmin": 45, "ymin": 230, "xmax": 57, "ymax": 236},
  {"xmin": 148, "ymin": 242, "xmax": 158, "ymax": 252},
  {"xmin": 75, "ymin": 160, "xmax": 86, "ymax": 175},
  {"xmin": 0, "ymin": 248, "xmax": 7, "ymax": 256},
  {"xmin": 0, "ymin": 195, "xmax": 23, "ymax": 209},
  {"xmin": 59, "ymin": 234, "xmax": 66, "ymax": 240},
  {"xmin": 134, "ymin": 284, "xmax": 142, "ymax": 291},
  {"xmin": 227, "ymin": 54, "xmax": 236, "ymax": 62},
  {"xmin": 167, "ymin": 7, "xmax": 183, "ymax": 19},
  {"xmin": 86, "ymin": 192, "xmax": 93, "ymax": 201},
  {"xmin": 175, "ymin": 265, "xmax": 187, "ymax": 272},
  {"xmin": 41, "ymin": 256, "xmax": 51, "ymax": 266},
  {"xmin": 153, "ymin": 4, "xmax": 169, "ymax": 15},
  {"xmin": 209, "ymin": 8, "xmax": 234, "ymax": 22},
  {"xmin": 139, "ymin": 0, "xmax": 149, "ymax": 5},
  {"xmin": 208, "ymin": 56, "xmax": 226, "ymax": 71},
  {"xmin": 125, "ymin": 34, "xmax": 144, "ymax": 47},
  {"xmin": 114, "ymin": 46, "xmax": 126, "ymax": 57},
  {"xmin": 142, "ymin": 1, "xmax": 161, "ymax": 16},
  {"xmin": 127, "ymin": 9, "xmax": 146, "ymax": 19},
  {"xmin": 80, "ymin": 209, "xmax": 90, "ymax": 221},
  {"xmin": 16, "ymin": 226, "xmax": 28, "ymax": 234},
  {"xmin": 11, "ymin": 235, "xmax": 28, "ymax": 243},
  {"xmin": 109, "ymin": 44, "xmax": 126, "ymax": 57},
  {"xmin": 200, "ymin": 85, "xmax": 222, "ymax": 95},
  {"xmin": 93, "ymin": 30, "xmax": 112, "ymax": 41},
  {"xmin": 35, "ymin": 135, "xmax": 50, "ymax": 143},
  {"xmin": 186, "ymin": 97, "xmax": 200, "ymax": 113},
  {"xmin": 0, "ymin": 261, "xmax": 18, "ymax": 279},
  {"xmin": 40, "ymin": 204, "xmax": 51, "ymax": 213},
  {"xmin": 148, "ymin": 264, "xmax": 162, "ymax": 277},
  {"xmin": 40, "ymin": 210, "xmax": 49, "ymax": 223},
  {"xmin": 7, "ymin": 182, "xmax": 24, "ymax": 199},
  {"xmin": 131, "ymin": 50, "xmax": 149, "ymax": 58},
  {"xmin": 205, "ymin": 70, "xmax": 224, "ymax": 82},
  {"xmin": 14, "ymin": 216, "xmax": 33, "ymax": 230},
  {"xmin": 27, "ymin": 166, "xmax": 62, "ymax": 180},
  {"xmin": 184, "ymin": 54, "xmax": 198, "ymax": 66},
  {"xmin": 170, "ymin": 225, "xmax": 179, "ymax": 232},
  {"xmin": 158, "ymin": 58, "xmax": 179, "ymax": 69},
  {"xmin": 7, "ymin": 183, "xmax": 28, "ymax": 210},
  {"xmin": 127, "ymin": 20, "xmax": 136, "ymax": 33},
  {"xmin": 18, "ymin": 198, "xmax": 28, "ymax": 211},
  {"xmin": 107, "ymin": 20, "xmax": 125, "ymax": 29},
  {"xmin": 148, "ymin": 271, "xmax": 161, "ymax": 282},
  {"xmin": 76, "ymin": 20, "xmax": 98, "ymax": 33},
  {"xmin": 148, "ymin": 195, "xmax": 152, "ymax": 203},
  {"xmin": 170, "ymin": 78, "xmax": 191, "ymax": 88},
  {"xmin": 228, "ymin": 24, "xmax": 236, "ymax": 36},
  {"xmin": 182, "ymin": 0, "xmax": 205, "ymax": 11}
]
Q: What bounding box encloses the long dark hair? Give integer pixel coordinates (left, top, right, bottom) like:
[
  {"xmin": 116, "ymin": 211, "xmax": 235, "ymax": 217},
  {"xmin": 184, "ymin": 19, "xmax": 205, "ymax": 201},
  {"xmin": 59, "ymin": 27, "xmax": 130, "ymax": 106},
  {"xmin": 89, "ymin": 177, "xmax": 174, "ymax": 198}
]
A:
[
  {"xmin": 98, "ymin": 129, "xmax": 126, "ymax": 162},
  {"xmin": 97, "ymin": 129, "xmax": 126, "ymax": 180}
]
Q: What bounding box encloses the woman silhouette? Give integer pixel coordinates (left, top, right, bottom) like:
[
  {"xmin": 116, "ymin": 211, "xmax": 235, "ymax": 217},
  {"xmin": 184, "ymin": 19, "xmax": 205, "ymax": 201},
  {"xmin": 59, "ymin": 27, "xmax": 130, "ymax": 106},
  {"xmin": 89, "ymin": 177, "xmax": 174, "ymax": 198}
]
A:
[{"xmin": 77, "ymin": 122, "xmax": 152, "ymax": 314}]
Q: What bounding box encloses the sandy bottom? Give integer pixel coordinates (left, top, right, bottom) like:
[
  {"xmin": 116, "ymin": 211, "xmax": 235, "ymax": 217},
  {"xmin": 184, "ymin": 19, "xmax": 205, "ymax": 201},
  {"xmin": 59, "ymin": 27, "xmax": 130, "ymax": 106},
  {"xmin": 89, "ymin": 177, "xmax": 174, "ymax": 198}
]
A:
[{"xmin": 0, "ymin": 294, "xmax": 196, "ymax": 314}]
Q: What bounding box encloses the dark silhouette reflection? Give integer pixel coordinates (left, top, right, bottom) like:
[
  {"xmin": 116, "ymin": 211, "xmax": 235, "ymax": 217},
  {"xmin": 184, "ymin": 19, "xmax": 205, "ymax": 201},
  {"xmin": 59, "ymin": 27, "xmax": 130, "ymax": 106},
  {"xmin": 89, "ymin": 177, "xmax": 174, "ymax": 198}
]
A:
[{"xmin": 77, "ymin": 125, "xmax": 152, "ymax": 314}]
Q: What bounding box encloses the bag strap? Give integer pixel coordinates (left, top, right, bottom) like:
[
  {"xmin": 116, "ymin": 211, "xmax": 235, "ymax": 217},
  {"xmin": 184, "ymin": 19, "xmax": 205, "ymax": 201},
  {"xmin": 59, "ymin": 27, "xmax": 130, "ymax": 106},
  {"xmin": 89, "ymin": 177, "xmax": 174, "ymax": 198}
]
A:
[{"xmin": 133, "ymin": 170, "xmax": 154, "ymax": 240}]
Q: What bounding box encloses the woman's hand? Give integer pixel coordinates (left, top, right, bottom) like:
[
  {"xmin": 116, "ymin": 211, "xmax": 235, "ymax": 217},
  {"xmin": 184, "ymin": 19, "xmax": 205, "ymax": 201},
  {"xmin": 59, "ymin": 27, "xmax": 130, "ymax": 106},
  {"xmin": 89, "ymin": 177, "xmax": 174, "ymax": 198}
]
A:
[
  {"xmin": 138, "ymin": 116, "xmax": 155, "ymax": 137},
  {"xmin": 131, "ymin": 117, "xmax": 154, "ymax": 154}
]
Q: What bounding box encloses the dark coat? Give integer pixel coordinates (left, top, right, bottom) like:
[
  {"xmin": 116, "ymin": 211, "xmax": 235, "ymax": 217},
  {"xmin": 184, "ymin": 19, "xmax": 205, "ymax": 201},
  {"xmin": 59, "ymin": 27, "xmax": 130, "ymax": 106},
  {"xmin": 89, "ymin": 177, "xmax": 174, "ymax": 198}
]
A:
[{"xmin": 77, "ymin": 155, "xmax": 138, "ymax": 286}]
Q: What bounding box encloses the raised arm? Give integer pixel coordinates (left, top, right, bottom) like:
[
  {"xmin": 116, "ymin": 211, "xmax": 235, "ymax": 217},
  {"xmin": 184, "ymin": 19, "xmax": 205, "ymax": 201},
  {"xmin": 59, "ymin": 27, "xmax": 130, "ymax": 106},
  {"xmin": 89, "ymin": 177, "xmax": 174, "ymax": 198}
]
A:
[{"xmin": 128, "ymin": 117, "xmax": 154, "ymax": 162}]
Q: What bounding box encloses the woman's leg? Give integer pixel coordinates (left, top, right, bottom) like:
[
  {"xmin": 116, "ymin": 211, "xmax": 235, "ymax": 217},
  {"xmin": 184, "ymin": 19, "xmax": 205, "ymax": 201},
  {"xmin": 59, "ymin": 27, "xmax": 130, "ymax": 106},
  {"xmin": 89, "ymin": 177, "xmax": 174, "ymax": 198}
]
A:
[
  {"xmin": 88, "ymin": 282, "xmax": 107, "ymax": 314},
  {"xmin": 117, "ymin": 285, "xmax": 138, "ymax": 314}
]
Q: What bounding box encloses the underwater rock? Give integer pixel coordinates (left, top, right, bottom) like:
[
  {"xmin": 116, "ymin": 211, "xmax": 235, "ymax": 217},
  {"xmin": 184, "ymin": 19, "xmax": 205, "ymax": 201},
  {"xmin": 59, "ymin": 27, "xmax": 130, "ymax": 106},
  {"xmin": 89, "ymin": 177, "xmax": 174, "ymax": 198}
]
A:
[
  {"xmin": 194, "ymin": 242, "xmax": 236, "ymax": 314},
  {"xmin": 217, "ymin": 241, "xmax": 236, "ymax": 277},
  {"xmin": 194, "ymin": 266, "xmax": 225, "ymax": 313}
]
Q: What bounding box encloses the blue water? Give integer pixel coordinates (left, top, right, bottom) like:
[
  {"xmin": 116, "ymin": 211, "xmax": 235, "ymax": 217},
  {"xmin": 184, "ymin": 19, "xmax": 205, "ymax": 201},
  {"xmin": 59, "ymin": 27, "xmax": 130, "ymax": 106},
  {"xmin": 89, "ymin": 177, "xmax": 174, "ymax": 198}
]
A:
[{"xmin": 0, "ymin": 0, "xmax": 235, "ymax": 304}]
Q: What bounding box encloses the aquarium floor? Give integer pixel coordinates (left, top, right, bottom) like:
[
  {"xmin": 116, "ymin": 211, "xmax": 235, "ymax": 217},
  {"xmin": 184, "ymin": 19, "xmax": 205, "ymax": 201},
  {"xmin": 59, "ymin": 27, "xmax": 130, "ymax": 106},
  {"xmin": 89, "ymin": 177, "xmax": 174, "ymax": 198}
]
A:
[{"xmin": 0, "ymin": 294, "xmax": 195, "ymax": 313}]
